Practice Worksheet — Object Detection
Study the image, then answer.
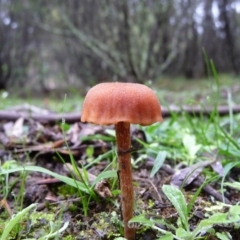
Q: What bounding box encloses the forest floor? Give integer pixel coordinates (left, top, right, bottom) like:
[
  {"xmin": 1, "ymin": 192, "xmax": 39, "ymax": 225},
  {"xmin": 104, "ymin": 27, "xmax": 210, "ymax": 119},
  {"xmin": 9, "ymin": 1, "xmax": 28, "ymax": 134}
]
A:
[{"xmin": 0, "ymin": 75, "xmax": 240, "ymax": 240}]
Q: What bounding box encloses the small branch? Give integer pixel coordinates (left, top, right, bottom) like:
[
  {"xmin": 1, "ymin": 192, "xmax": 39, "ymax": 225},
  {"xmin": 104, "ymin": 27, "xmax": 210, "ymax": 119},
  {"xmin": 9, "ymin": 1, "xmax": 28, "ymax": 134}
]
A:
[{"xmin": 0, "ymin": 105, "xmax": 239, "ymax": 123}]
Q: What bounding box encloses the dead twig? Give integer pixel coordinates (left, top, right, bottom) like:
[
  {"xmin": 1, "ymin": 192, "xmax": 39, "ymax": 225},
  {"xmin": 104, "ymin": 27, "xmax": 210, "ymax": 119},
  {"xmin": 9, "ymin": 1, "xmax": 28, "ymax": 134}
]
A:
[
  {"xmin": 134, "ymin": 176, "xmax": 163, "ymax": 203},
  {"xmin": 0, "ymin": 104, "xmax": 239, "ymax": 123}
]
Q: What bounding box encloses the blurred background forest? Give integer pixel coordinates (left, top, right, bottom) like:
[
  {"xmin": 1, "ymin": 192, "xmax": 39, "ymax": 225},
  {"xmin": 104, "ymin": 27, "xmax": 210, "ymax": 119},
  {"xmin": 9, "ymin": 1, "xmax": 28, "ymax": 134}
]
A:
[{"xmin": 0, "ymin": 0, "xmax": 240, "ymax": 96}]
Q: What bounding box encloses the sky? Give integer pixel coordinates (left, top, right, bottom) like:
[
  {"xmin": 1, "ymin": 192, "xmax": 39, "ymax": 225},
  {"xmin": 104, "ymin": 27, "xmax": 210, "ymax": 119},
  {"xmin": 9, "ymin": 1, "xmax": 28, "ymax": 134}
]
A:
[{"xmin": 194, "ymin": 0, "xmax": 240, "ymax": 34}]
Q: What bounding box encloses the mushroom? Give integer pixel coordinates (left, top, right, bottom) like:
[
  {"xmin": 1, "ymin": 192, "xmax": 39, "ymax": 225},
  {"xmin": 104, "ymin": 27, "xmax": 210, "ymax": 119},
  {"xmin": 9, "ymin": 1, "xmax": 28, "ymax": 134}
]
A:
[{"xmin": 81, "ymin": 82, "xmax": 162, "ymax": 240}]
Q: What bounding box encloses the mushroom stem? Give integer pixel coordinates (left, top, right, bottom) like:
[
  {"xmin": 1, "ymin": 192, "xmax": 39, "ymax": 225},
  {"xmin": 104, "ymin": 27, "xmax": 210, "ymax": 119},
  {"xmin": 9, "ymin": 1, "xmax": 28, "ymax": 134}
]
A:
[{"xmin": 115, "ymin": 122, "xmax": 135, "ymax": 240}]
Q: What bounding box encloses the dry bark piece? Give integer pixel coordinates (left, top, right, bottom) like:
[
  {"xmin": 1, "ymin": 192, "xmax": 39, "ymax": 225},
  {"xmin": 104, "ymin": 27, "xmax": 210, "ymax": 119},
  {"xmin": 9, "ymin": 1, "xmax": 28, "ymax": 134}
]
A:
[
  {"xmin": 15, "ymin": 138, "xmax": 68, "ymax": 153},
  {"xmin": 81, "ymin": 82, "xmax": 163, "ymax": 240},
  {"xmin": 0, "ymin": 105, "xmax": 238, "ymax": 123},
  {"xmin": 171, "ymin": 159, "xmax": 217, "ymax": 187},
  {"xmin": 0, "ymin": 199, "xmax": 12, "ymax": 217}
]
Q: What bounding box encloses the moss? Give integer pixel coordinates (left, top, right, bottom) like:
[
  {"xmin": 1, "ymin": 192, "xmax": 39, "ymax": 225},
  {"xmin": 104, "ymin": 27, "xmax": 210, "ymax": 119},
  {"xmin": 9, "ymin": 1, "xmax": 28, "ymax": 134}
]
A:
[
  {"xmin": 148, "ymin": 199, "xmax": 154, "ymax": 208},
  {"xmin": 68, "ymin": 203, "xmax": 78, "ymax": 213},
  {"xmin": 24, "ymin": 208, "xmax": 57, "ymax": 238},
  {"xmin": 57, "ymin": 185, "xmax": 77, "ymax": 197},
  {"xmin": 30, "ymin": 211, "xmax": 55, "ymax": 225},
  {"xmin": 63, "ymin": 235, "xmax": 77, "ymax": 240}
]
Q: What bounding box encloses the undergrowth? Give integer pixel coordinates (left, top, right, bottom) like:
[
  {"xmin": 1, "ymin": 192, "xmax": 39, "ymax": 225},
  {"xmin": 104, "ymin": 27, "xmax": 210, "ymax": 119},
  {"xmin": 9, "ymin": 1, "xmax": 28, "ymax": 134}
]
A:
[{"xmin": 0, "ymin": 66, "xmax": 240, "ymax": 239}]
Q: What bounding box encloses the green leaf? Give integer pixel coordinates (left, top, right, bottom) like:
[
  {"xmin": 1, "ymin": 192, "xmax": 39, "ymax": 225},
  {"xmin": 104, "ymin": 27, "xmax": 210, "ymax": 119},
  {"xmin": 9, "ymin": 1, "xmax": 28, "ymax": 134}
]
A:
[
  {"xmin": 193, "ymin": 208, "xmax": 240, "ymax": 238},
  {"xmin": 157, "ymin": 233, "xmax": 174, "ymax": 240},
  {"xmin": 216, "ymin": 232, "xmax": 231, "ymax": 240},
  {"xmin": 130, "ymin": 215, "xmax": 176, "ymax": 239},
  {"xmin": 1, "ymin": 203, "xmax": 37, "ymax": 240},
  {"xmin": 182, "ymin": 134, "xmax": 201, "ymax": 159},
  {"xmin": 150, "ymin": 151, "xmax": 167, "ymax": 177},
  {"xmin": 1, "ymin": 160, "xmax": 20, "ymax": 170},
  {"xmin": 85, "ymin": 149, "xmax": 115, "ymax": 169},
  {"xmin": 224, "ymin": 182, "xmax": 240, "ymax": 191},
  {"xmin": 86, "ymin": 146, "xmax": 94, "ymax": 158},
  {"xmin": 176, "ymin": 227, "xmax": 192, "ymax": 239},
  {"xmin": 91, "ymin": 170, "xmax": 117, "ymax": 187},
  {"xmin": 61, "ymin": 122, "xmax": 70, "ymax": 131},
  {"xmin": 221, "ymin": 162, "xmax": 240, "ymax": 203},
  {"xmin": 162, "ymin": 185, "xmax": 189, "ymax": 231},
  {"xmin": 229, "ymin": 205, "xmax": 240, "ymax": 220},
  {"xmin": 129, "ymin": 214, "xmax": 154, "ymax": 227}
]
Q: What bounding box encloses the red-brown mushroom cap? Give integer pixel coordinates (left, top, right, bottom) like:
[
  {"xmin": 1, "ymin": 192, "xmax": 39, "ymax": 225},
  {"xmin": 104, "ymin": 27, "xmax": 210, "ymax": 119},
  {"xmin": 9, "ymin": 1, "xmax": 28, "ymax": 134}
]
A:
[{"xmin": 81, "ymin": 82, "xmax": 163, "ymax": 126}]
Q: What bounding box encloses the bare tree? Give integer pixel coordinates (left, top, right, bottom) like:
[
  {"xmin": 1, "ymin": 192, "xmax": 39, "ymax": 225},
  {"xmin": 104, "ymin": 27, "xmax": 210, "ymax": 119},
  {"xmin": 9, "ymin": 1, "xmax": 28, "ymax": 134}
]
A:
[
  {"xmin": 1, "ymin": 0, "xmax": 240, "ymax": 92},
  {"xmin": 217, "ymin": 0, "xmax": 240, "ymax": 74},
  {"xmin": 48, "ymin": 0, "xmax": 185, "ymax": 83},
  {"xmin": 0, "ymin": 0, "xmax": 40, "ymax": 90}
]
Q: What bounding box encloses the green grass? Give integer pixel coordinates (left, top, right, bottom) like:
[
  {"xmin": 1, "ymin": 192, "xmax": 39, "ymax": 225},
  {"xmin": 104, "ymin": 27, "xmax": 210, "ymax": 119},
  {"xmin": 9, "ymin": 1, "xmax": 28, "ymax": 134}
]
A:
[
  {"xmin": 0, "ymin": 91, "xmax": 83, "ymax": 112},
  {"xmin": 155, "ymin": 73, "xmax": 240, "ymax": 106},
  {"xmin": 1, "ymin": 74, "xmax": 239, "ymax": 112}
]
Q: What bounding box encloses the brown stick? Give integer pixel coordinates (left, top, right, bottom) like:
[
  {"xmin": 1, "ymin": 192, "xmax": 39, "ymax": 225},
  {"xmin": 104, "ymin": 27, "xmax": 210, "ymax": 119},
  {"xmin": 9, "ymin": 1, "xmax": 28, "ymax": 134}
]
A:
[
  {"xmin": 115, "ymin": 122, "xmax": 135, "ymax": 240},
  {"xmin": 0, "ymin": 105, "xmax": 239, "ymax": 123}
]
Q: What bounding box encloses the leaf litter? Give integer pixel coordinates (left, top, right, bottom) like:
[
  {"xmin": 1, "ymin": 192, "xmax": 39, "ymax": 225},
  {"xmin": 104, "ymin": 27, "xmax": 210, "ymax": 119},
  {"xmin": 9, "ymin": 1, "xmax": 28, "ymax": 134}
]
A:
[{"xmin": 0, "ymin": 105, "xmax": 240, "ymax": 239}]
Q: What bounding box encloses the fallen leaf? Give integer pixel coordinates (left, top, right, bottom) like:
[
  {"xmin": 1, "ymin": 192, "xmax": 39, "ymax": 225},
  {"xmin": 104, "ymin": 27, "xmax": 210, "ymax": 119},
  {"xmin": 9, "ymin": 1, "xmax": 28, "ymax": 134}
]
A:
[{"xmin": 171, "ymin": 159, "xmax": 216, "ymax": 187}]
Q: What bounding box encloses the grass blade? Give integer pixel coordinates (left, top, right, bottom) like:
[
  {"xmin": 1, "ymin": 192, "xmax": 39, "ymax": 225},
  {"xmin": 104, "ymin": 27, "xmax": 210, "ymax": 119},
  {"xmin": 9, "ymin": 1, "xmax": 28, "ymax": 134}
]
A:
[{"xmin": 0, "ymin": 203, "xmax": 37, "ymax": 240}]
